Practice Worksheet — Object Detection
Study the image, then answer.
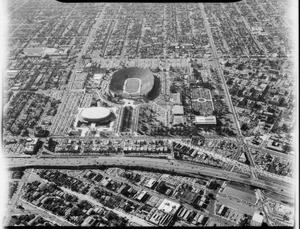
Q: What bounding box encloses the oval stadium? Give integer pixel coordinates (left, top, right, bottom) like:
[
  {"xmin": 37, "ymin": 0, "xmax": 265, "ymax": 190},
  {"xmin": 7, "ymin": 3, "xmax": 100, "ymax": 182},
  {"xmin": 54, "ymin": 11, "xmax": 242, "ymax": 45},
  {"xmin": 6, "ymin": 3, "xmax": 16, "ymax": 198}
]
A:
[
  {"xmin": 78, "ymin": 107, "xmax": 113, "ymax": 124},
  {"xmin": 109, "ymin": 67, "xmax": 155, "ymax": 99}
]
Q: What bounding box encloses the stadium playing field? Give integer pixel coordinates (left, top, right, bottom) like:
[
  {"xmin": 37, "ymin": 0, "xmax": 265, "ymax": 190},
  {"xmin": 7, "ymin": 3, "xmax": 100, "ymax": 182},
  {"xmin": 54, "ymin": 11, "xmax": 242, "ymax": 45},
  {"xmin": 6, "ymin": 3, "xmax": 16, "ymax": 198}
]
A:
[{"xmin": 123, "ymin": 78, "xmax": 141, "ymax": 94}]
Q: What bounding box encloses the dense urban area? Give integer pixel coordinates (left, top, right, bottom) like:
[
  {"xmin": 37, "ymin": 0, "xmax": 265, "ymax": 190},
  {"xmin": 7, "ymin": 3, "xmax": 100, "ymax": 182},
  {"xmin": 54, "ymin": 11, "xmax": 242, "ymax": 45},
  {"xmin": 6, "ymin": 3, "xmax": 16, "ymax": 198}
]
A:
[{"xmin": 4, "ymin": 0, "xmax": 296, "ymax": 227}]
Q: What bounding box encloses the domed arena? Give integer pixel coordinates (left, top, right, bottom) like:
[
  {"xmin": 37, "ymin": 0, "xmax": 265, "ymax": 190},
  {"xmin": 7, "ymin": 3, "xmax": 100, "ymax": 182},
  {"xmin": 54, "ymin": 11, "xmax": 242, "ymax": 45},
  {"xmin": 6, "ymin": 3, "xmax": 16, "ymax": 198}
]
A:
[
  {"xmin": 78, "ymin": 107, "xmax": 113, "ymax": 124},
  {"xmin": 109, "ymin": 67, "xmax": 155, "ymax": 99}
]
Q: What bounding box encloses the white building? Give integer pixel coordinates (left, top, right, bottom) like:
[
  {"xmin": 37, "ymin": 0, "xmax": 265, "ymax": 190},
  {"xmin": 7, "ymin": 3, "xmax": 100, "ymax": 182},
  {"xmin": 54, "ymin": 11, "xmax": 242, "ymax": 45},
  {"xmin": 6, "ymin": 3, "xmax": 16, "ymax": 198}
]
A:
[
  {"xmin": 157, "ymin": 199, "xmax": 181, "ymax": 215},
  {"xmin": 195, "ymin": 116, "xmax": 217, "ymax": 126},
  {"xmin": 250, "ymin": 212, "xmax": 264, "ymax": 226},
  {"xmin": 172, "ymin": 105, "xmax": 184, "ymax": 115}
]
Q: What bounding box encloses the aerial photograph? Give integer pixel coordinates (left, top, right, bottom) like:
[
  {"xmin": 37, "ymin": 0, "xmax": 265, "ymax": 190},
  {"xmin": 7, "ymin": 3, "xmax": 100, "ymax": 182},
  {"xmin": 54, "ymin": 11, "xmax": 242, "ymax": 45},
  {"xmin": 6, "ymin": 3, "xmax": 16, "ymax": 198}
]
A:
[{"xmin": 2, "ymin": 0, "xmax": 298, "ymax": 227}]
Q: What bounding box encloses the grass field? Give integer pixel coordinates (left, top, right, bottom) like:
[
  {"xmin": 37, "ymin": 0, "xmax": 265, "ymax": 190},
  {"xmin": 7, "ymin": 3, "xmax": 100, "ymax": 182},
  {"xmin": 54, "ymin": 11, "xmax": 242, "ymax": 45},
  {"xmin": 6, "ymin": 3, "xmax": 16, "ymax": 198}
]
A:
[
  {"xmin": 124, "ymin": 78, "xmax": 141, "ymax": 94},
  {"xmin": 109, "ymin": 67, "xmax": 154, "ymax": 97}
]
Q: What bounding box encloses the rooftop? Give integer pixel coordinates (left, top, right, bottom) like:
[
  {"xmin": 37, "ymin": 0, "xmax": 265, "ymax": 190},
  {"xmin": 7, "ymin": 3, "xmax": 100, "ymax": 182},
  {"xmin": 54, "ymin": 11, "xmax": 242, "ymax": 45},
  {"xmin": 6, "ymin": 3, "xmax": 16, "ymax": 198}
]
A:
[
  {"xmin": 80, "ymin": 107, "xmax": 111, "ymax": 121},
  {"xmin": 195, "ymin": 116, "xmax": 217, "ymax": 124},
  {"xmin": 172, "ymin": 105, "xmax": 184, "ymax": 115},
  {"xmin": 157, "ymin": 198, "xmax": 181, "ymax": 215}
]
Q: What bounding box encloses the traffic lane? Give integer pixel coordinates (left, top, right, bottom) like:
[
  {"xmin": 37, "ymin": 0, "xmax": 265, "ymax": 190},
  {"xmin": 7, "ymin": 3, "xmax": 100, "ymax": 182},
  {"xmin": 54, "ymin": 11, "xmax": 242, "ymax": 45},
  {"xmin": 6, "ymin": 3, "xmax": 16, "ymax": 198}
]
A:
[{"xmin": 6, "ymin": 157, "xmax": 293, "ymax": 197}]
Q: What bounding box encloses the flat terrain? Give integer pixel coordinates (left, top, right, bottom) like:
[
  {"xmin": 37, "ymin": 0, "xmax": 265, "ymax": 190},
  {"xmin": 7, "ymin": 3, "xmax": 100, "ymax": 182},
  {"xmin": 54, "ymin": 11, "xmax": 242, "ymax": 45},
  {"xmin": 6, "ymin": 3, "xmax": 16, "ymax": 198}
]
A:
[
  {"xmin": 221, "ymin": 185, "xmax": 256, "ymax": 204},
  {"xmin": 217, "ymin": 196, "xmax": 256, "ymax": 215},
  {"xmin": 124, "ymin": 78, "xmax": 141, "ymax": 94}
]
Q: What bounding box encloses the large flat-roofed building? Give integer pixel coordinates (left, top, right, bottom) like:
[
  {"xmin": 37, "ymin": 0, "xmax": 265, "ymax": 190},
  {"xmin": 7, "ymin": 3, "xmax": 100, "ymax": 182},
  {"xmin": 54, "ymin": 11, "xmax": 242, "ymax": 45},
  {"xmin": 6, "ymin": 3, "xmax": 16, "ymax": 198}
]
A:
[
  {"xmin": 24, "ymin": 138, "xmax": 39, "ymax": 154},
  {"xmin": 23, "ymin": 47, "xmax": 45, "ymax": 57},
  {"xmin": 172, "ymin": 105, "xmax": 184, "ymax": 115},
  {"xmin": 171, "ymin": 92, "xmax": 182, "ymax": 105},
  {"xmin": 23, "ymin": 46, "xmax": 70, "ymax": 58},
  {"xmin": 250, "ymin": 212, "xmax": 264, "ymax": 226},
  {"xmin": 150, "ymin": 199, "xmax": 181, "ymax": 226},
  {"xmin": 43, "ymin": 47, "xmax": 69, "ymax": 56},
  {"xmin": 149, "ymin": 210, "xmax": 174, "ymax": 226},
  {"xmin": 265, "ymin": 138, "xmax": 284, "ymax": 152},
  {"xmin": 136, "ymin": 190, "xmax": 148, "ymax": 202},
  {"xmin": 195, "ymin": 116, "xmax": 217, "ymax": 126},
  {"xmin": 145, "ymin": 178, "xmax": 157, "ymax": 189},
  {"xmin": 81, "ymin": 216, "xmax": 97, "ymax": 226},
  {"xmin": 93, "ymin": 68, "xmax": 107, "ymax": 80},
  {"xmin": 6, "ymin": 70, "xmax": 19, "ymax": 79},
  {"xmin": 157, "ymin": 199, "xmax": 181, "ymax": 215},
  {"xmin": 173, "ymin": 115, "xmax": 185, "ymax": 125}
]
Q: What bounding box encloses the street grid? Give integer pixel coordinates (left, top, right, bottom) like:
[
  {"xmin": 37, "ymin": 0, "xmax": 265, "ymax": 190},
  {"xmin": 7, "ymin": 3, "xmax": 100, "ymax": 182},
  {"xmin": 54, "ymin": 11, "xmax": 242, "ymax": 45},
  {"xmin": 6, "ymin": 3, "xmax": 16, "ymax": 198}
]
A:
[{"xmin": 4, "ymin": 1, "xmax": 295, "ymax": 227}]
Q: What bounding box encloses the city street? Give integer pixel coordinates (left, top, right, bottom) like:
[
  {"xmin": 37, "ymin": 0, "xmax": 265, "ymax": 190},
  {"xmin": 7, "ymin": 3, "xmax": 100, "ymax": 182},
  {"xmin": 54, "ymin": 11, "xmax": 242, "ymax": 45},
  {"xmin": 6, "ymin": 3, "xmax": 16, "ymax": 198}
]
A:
[
  {"xmin": 201, "ymin": 5, "xmax": 258, "ymax": 180},
  {"xmin": 4, "ymin": 1, "xmax": 296, "ymax": 227}
]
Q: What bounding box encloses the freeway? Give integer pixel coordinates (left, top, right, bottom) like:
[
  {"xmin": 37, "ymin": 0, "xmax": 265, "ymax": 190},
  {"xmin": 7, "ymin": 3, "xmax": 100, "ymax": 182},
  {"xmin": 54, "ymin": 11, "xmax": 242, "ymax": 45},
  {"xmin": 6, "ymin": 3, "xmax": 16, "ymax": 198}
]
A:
[
  {"xmin": 6, "ymin": 157, "xmax": 293, "ymax": 198},
  {"xmin": 5, "ymin": 135, "xmax": 292, "ymax": 184}
]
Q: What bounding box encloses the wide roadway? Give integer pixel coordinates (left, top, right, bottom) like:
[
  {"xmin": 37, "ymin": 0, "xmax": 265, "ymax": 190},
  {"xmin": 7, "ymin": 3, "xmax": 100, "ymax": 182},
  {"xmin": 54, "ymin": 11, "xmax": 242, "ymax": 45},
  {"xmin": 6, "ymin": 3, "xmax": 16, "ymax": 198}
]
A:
[{"xmin": 6, "ymin": 156, "xmax": 293, "ymax": 199}]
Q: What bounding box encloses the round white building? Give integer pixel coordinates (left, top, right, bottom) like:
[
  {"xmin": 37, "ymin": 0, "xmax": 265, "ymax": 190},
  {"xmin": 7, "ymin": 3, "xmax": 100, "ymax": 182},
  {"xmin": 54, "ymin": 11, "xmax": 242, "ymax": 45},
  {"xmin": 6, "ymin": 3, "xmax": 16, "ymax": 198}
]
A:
[{"xmin": 78, "ymin": 107, "xmax": 113, "ymax": 124}]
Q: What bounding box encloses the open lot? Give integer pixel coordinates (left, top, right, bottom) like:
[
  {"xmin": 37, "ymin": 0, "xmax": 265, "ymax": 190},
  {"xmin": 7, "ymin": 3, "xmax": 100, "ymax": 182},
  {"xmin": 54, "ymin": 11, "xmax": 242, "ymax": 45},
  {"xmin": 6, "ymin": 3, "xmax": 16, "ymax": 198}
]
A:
[
  {"xmin": 221, "ymin": 185, "xmax": 256, "ymax": 204},
  {"xmin": 217, "ymin": 196, "xmax": 256, "ymax": 215}
]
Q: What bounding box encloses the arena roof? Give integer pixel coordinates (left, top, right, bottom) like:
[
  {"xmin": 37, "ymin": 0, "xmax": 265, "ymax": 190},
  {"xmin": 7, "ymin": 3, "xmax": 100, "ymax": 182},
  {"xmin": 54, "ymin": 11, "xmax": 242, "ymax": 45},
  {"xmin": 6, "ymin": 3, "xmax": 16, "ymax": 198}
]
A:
[{"xmin": 80, "ymin": 107, "xmax": 111, "ymax": 122}]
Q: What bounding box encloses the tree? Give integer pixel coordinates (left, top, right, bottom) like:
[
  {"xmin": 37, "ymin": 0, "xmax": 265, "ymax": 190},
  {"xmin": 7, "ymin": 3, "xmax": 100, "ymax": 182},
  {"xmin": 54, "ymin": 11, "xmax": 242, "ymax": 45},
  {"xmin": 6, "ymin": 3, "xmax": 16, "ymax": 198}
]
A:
[
  {"xmin": 208, "ymin": 193, "xmax": 215, "ymax": 199},
  {"xmin": 282, "ymin": 144, "xmax": 292, "ymax": 154},
  {"xmin": 281, "ymin": 123, "xmax": 289, "ymax": 133},
  {"xmin": 21, "ymin": 129, "xmax": 29, "ymax": 136},
  {"xmin": 283, "ymin": 215, "xmax": 290, "ymax": 221},
  {"xmin": 241, "ymin": 123, "xmax": 248, "ymax": 131},
  {"xmin": 239, "ymin": 215, "xmax": 250, "ymax": 226}
]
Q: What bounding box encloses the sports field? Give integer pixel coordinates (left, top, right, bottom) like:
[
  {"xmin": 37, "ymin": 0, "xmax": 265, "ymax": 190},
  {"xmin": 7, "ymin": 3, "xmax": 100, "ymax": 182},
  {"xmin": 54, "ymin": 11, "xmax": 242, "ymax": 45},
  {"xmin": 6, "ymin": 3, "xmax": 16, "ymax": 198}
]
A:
[
  {"xmin": 109, "ymin": 67, "xmax": 155, "ymax": 98},
  {"xmin": 124, "ymin": 78, "xmax": 141, "ymax": 94}
]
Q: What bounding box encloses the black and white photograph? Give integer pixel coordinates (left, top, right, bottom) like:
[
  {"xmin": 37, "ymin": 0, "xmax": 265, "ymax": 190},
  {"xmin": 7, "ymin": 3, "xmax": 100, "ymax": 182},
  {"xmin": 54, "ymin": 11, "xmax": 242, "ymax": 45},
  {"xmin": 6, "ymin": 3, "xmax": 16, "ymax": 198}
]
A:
[{"xmin": 0, "ymin": 0, "xmax": 298, "ymax": 227}]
